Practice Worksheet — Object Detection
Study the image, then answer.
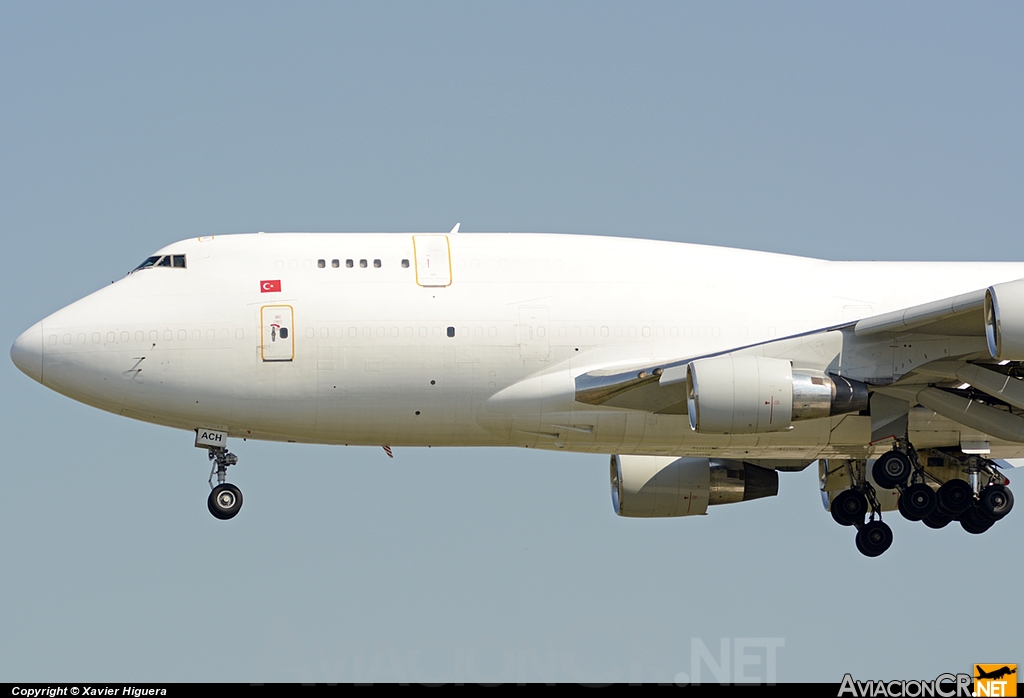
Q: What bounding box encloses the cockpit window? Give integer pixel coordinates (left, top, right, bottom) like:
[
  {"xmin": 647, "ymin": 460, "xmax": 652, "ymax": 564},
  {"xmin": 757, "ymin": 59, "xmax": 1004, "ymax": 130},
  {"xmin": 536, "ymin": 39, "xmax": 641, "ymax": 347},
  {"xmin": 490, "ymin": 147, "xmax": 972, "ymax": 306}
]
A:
[
  {"xmin": 132, "ymin": 256, "xmax": 160, "ymax": 272},
  {"xmin": 130, "ymin": 254, "xmax": 187, "ymax": 273}
]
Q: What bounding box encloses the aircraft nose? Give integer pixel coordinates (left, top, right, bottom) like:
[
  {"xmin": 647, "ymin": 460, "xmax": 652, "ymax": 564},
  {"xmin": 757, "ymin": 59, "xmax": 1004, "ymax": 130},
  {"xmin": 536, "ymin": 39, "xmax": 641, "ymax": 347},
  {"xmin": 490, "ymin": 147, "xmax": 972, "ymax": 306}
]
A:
[{"xmin": 11, "ymin": 321, "xmax": 43, "ymax": 384}]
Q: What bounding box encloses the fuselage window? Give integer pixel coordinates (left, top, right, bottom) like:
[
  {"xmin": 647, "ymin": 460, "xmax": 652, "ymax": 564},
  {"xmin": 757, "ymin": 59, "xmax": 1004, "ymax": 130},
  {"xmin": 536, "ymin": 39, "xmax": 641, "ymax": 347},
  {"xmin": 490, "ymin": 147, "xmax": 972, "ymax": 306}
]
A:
[
  {"xmin": 359, "ymin": 259, "xmax": 368, "ymax": 268},
  {"xmin": 346, "ymin": 259, "xmax": 354, "ymax": 268},
  {"xmin": 318, "ymin": 259, "xmax": 326, "ymax": 268},
  {"xmin": 332, "ymin": 259, "xmax": 340, "ymax": 268},
  {"xmin": 373, "ymin": 259, "xmax": 381, "ymax": 268},
  {"xmin": 401, "ymin": 259, "xmax": 410, "ymax": 268}
]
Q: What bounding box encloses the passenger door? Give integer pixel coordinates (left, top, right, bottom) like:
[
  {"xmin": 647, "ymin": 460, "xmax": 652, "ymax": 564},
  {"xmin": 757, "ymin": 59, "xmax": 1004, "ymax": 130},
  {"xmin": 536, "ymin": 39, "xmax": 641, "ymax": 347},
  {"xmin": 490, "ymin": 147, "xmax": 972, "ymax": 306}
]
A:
[{"xmin": 260, "ymin": 305, "xmax": 294, "ymax": 362}]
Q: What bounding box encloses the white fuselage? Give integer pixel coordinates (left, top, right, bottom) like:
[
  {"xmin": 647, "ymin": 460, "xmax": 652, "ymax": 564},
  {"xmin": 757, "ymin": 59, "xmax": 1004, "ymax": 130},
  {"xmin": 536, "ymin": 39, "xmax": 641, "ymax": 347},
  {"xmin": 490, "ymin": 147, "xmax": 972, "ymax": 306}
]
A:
[{"xmin": 17, "ymin": 232, "xmax": 1024, "ymax": 460}]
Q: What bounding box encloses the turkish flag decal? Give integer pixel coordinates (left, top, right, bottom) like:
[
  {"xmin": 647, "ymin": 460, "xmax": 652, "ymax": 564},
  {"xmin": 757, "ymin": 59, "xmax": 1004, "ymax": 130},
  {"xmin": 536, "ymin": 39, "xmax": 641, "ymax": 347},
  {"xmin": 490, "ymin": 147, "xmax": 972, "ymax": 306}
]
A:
[{"xmin": 260, "ymin": 279, "xmax": 282, "ymax": 293}]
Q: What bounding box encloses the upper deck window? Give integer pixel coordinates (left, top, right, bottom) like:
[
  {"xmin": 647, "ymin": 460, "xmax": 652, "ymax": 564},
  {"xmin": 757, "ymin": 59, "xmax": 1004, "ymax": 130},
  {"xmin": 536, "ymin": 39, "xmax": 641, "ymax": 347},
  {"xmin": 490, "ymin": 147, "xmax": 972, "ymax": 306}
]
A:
[{"xmin": 131, "ymin": 254, "xmax": 187, "ymax": 273}]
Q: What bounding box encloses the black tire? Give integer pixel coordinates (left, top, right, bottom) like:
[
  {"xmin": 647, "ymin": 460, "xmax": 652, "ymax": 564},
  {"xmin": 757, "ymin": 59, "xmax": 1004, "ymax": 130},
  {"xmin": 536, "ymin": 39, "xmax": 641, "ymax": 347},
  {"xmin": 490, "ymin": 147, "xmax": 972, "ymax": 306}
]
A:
[
  {"xmin": 978, "ymin": 484, "xmax": 1014, "ymax": 521},
  {"xmin": 873, "ymin": 451, "xmax": 912, "ymax": 489},
  {"xmin": 899, "ymin": 483, "xmax": 937, "ymax": 522},
  {"xmin": 831, "ymin": 489, "xmax": 867, "ymax": 527},
  {"xmin": 208, "ymin": 483, "xmax": 243, "ymax": 520},
  {"xmin": 922, "ymin": 509, "xmax": 953, "ymax": 529},
  {"xmin": 854, "ymin": 532, "xmax": 870, "ymax": 557},
  {"xmin": 897, "ymin": 493, "xmax": 914, "ymax": 521},
  {"xmin": 855, "ymin": 520, "xmax": 893, "ymax": 557},
  {"xmin": 937, "ymin": 479, "xmax": 973, "ymax": 517},
  {"xmin": 959, "ymin": 506, "xmax": 994, "ymax": 534}
]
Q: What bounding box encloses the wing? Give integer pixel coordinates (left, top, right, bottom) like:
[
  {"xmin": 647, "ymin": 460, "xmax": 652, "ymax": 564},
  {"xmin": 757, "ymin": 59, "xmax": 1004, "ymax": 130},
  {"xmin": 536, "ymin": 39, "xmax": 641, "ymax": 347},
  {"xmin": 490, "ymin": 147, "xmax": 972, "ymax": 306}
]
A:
[
  {"xmin": 574, "ymin": 277, "xmax": 1024, "ymax": 446},
  {"xmin": 559, "ymin": 277, "xmax": 1024, "ymax": 560}
]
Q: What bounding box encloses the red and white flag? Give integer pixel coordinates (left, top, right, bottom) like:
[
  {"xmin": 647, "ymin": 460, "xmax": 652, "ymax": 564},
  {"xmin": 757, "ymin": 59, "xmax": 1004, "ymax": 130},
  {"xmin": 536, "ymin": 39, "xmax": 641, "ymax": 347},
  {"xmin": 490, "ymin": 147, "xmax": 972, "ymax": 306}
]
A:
[{"xmin": 260, "ymin": 279, "xmax": 281, "ymax": 293}]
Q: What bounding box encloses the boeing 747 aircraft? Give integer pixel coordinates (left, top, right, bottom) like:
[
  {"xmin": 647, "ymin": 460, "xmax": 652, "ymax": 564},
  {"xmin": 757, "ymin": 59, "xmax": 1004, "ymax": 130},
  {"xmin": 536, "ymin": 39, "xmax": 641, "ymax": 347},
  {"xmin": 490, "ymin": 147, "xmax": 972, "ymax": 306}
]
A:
[{"xmin": 10, "ymin": 230, "xmax": 1020, "ymax": 556}]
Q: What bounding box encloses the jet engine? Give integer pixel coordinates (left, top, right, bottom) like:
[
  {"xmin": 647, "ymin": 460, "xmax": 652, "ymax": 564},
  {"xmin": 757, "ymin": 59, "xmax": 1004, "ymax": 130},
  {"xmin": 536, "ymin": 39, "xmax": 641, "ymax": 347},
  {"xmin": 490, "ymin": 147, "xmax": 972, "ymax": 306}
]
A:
[
  {"xmin": 685, "ymin": 356, "xmax": 867, "ymax": 434},
  {"xmin": 610, "ymin": 455, "xmax": 779, "ymax": 518},
  {"xmin": 985, "ymin": 278, "xmax": 1024, "ymax": 360}
]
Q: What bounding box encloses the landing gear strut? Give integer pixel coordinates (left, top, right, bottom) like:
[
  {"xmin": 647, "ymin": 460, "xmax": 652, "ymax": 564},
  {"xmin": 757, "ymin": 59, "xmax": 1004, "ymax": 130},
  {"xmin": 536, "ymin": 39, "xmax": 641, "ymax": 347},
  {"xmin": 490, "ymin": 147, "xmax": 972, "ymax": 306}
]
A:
[
  {"xmin": 824, "ymin": 459, "xmax": 894, "ymax": 556},
  {"xmin": 954, "ymin": 457, "xmax": 1013, "ymax": 534},
  {"xmin": 854, "ymin": 481, "xmax": 893, "ymax": 557},
  {"xmin": 205, "ymin": 443, "xmax": 242, "ymax": 520}
]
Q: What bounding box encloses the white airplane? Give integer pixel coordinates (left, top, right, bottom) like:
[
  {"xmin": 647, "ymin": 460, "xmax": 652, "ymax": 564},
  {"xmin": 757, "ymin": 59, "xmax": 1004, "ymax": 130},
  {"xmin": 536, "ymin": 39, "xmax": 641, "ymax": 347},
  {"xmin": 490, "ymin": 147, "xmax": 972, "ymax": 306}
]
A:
[{"xmin": 10, "ymin": 229, "xmax": 1021, "ymax": 556}]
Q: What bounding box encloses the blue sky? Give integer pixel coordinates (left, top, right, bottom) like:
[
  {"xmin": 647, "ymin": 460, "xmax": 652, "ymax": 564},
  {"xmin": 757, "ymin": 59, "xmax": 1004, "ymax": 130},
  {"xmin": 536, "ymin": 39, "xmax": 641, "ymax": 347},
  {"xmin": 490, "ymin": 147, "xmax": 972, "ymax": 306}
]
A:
[{"xmin": 2, "ymin": 2, "xmax": 1022, "ymax": 682}]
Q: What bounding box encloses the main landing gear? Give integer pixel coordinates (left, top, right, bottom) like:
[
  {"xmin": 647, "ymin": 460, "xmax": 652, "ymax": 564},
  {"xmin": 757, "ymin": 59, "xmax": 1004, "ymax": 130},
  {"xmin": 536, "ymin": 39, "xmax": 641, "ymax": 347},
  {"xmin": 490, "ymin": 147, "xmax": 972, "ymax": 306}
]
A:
[
  {"xmin": 830, "ymin": 473, "xmax": 893, "ymax": 557},
  {"xmin": 827, "ymin": 444, "xmax": 1014, "ymax": 557}
]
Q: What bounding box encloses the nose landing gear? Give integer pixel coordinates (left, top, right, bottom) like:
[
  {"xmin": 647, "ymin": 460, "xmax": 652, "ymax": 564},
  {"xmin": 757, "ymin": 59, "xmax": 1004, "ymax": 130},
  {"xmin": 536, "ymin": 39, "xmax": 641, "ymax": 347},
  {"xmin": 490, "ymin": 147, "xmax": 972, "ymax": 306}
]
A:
[
  {"xmin": 196, "ymin": 429, "xmax": 243, "ymax": 520},
  {"xmin": 208, "ymin": 448, "xmax": 242, "ymax": 520}
]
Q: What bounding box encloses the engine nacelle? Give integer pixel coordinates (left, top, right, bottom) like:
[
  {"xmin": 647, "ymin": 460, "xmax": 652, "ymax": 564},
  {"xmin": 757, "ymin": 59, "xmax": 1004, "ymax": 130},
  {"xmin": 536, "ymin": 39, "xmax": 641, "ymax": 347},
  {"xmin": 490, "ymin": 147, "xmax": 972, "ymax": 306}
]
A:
[
  {"xmin": 986, "ymin": 278, "xmax": 1024, "ymax": 360},
  {"xmin": 610, "ymin": 454, "xmax": 779, "ymax": 518},
  {"xmin": 685, "ymin": 356, "xmax": 867, "ymax": 434}
]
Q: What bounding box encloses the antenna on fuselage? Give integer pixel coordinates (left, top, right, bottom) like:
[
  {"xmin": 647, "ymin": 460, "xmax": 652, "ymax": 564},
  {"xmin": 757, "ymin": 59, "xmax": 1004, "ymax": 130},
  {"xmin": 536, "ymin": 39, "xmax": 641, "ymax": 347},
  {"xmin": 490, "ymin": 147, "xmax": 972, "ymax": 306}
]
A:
[{"xmin": 449, "ymin": 223, "xmax": 460, "ymax": 234}]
